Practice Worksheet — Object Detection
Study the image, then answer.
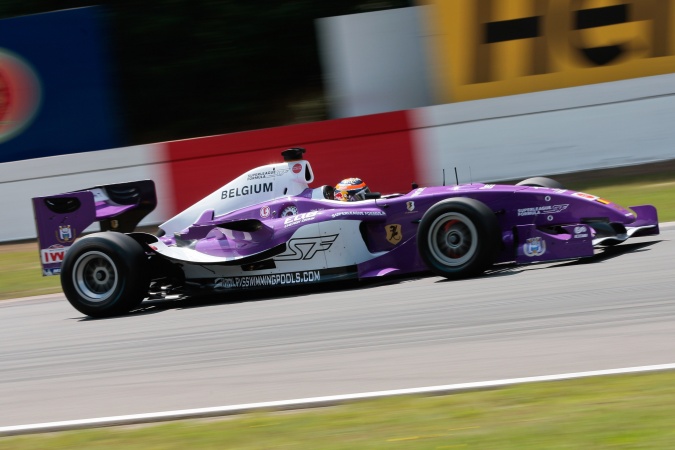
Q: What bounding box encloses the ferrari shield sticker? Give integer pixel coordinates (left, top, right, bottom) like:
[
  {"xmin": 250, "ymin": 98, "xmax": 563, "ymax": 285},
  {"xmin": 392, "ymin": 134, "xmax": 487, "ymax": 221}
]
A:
[
  {"xmin": 385, "ymin": 224, "xmax": 402, "ymax": 245},
  {"xmin": 406, "ymin": 201, "xmax": 415, "ymax": 212},
  {"xmin": 523, "ymin": 237, "xmax": 546, "ymax": 257}
]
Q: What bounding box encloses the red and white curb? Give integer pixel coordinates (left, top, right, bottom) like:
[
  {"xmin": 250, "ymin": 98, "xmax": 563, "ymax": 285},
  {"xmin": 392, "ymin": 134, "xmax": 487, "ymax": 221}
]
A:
[{"xmin": 2, "ymin": 363, "xmax": 675, "ymax": 436}]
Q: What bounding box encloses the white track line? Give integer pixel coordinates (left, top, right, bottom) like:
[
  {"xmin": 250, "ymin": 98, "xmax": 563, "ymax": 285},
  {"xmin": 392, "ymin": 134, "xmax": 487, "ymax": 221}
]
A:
[{"xmin": 2, "ymin": 363, "xmax": 675, "ymax": 436}]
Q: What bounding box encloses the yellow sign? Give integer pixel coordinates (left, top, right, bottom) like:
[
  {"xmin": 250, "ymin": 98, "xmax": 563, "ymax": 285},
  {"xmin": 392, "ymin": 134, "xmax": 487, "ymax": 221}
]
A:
[
  {"xmin": 421, "ymin": 0, "xmax": 675, "ymax": 102},
  {"xmin": 385, "ymin": 224, "xmax": 403, "ymax": 244}
]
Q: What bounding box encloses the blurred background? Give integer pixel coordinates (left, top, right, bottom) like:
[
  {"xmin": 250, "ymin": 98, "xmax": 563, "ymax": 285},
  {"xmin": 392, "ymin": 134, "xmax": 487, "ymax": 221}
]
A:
[
  {"xmin": 0, "ymin": 0, "xmax": 412, "ymax": 159},
  {"xmin": 1, "ymin": 0, "xmax": 674, "ymax": 241}
]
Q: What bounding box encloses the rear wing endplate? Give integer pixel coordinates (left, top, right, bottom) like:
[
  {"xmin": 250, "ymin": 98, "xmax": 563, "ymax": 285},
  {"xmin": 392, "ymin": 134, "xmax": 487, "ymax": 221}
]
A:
[{"xmin": 31, "ymin": 180, "xmax": 157, "ymax": 276}]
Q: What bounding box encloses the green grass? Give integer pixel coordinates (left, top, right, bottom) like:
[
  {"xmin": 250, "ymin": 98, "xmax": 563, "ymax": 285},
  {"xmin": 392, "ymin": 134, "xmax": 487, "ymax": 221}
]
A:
[
  {"xmin": 566, "ymin": 171, "xmax": 675, "ymax": 223},
  {"xmin": 3, "ymin": 371, "xmax": 675, "ymax": 448},
  {"xmin": 0, "ymin": 246, "xmax": 61, "ymax": 300}
]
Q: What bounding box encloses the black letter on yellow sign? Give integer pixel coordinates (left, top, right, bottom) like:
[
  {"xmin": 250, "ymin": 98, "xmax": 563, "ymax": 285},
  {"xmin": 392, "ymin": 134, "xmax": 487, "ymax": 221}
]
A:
[
  {"xmin": 474, "ymin": 0, "xmax": 549, "ymax": 83},
  {"xmin": 573, "ymin": 2, "xmax": 627, "ymax": 65},
  {"xmin": 474, "ymin": 0, "xmax": 671, "ymax": 82}
]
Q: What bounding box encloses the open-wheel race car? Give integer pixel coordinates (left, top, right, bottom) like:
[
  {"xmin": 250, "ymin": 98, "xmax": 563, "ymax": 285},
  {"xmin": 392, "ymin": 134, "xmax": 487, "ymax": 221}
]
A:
[{"xmin": 32, "ymin": 148, "xmax": 659, "ymax": 317}]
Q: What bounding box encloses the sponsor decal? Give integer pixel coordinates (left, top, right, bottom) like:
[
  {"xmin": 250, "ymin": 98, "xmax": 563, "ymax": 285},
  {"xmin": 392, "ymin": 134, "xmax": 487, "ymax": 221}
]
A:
[
  {"xmin": 56, "ymin": 225, "xmax": 74, "ymax": 243},
  {"xmin": 91, "ymin": 188, "xmax": 109, "ymax": 202},
  {"xmin": 523, "ymin": 237, "xmax": 546, "ymax": 257},
  {"xmin": 214, "ymin": 270, "xmax": 322, "ymax": 289},
  {"xmin": 41, "ymin": 244, "xmax": 68, "ymax": 264},
  {"xmin": 480, "ymin": 184, "xmax": 495, "ymax": 190},
  {"xmin": 281, "ymin": 205, "xmax": 298, "ymax": 217},
  {"xmin": 406, "ymin": 201, "xmax": 415, "ymax": 212},
  {"xmin": 221, "ymin": 182, "xmax": 273, "ymax": 199},
  {"xmin": 43, "ymin": 268, "xmax": 61, "ymax": 276},
  {"xmin": 517, "ymin": 204, "xmax": 568, "ymax": 216},
  {"xmin": 283, "ymin": 211, "xmax": 320, "ymax": 228},
  {"xmin": 572, "ymin": 192, "xmax": 598, "ymax": 201},
  {"xmin": 573, "ymin": 225, "xmax": 589, "ymax": 239},
  {"xmin": 292, "ymin": 163, "xmax": 302, "ymax": 174},
  {"xmin": 260, "ymin": 206, "xmax": 271, "ymax": 218},
  {"xmin": 385, "ymin": 224, "xmax": 403, "ymax": 245},
  {"xmin": 553, "ymin": 189, "xmax": 567, "ymax": 194},
  {"xmin": 275, "ymin": 234, "xmax": 338, "ymax": 261},
  {"xmin": 330, "ymin": 210, "xmax": 386, "ymax": 219},
  {"xmin": 247, "ymin": 168, "xmax": 288, "ymax": 180},
  {"xmin": 411, "ymin": 188, "xmax": 426, "ymax": 197}
]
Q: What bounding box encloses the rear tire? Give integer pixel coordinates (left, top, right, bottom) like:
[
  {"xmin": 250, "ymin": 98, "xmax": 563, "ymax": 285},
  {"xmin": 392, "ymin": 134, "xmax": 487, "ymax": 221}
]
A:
[
  {"xmin": 516, "ymin": 177, "xmax": 563, "ymax": 189},
  {"xmin": 417, "ymin": 198, "xmax": 501, "ymax": 280},
  {"xmin": 60, "ymin": 232, "xmax": 149, "ymax": 317}
]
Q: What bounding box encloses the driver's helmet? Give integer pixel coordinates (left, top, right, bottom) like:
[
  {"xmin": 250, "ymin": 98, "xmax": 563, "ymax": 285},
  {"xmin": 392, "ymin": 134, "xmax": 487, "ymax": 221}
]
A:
[{"xmin": 334, "ymin": 178, "xmax": 370, "ymax": 202}]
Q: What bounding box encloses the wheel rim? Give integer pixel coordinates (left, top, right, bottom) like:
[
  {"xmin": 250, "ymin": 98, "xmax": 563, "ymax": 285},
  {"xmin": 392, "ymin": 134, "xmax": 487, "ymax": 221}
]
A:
[
  {"xmin": 72, "ymin": 251, "xmax": 118, "ymax": 302},
  {"xmin": 427, "ymin": 212, "xmax": 478, "ymax": 266}
]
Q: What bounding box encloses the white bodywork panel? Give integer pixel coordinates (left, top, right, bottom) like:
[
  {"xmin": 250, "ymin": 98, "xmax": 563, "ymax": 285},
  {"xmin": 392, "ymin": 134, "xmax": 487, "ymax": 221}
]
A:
[
  {"xmin": 160, "ymin": 159, "xmax": 315, "ymax": 235},
  {"xmin": 179, "ymin": 220, "xmax": 384, "ymax": 280}
]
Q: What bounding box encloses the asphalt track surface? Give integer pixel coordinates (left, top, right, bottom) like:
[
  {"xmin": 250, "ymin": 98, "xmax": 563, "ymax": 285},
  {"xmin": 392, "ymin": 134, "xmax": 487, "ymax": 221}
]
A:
[{"xmin": 1, "ymin": 226, "xmax": 673, "ymax": 428}]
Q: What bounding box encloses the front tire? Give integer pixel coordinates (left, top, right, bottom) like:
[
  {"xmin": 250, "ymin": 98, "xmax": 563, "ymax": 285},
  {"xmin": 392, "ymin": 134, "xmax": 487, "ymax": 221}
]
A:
[
  {"xmin": 417, "ymin": 198, "xmax": 501, "ymax": 280},
  {"xmin": 61, "ymin": 232, "xmax": 149, "ymax": 317}
]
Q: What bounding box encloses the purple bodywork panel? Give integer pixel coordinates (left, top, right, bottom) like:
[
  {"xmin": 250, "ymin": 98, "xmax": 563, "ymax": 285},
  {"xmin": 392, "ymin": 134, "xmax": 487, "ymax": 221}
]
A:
[
  {"xmin": 31, "ymin": 173, "xmax": 659, "ymax": 286},
  {"xmin": 32, "ymin": 180, "xmax": 157, "ymax": 275},
  {"xmin": 32, "ymin": 192, "xmax": 97, "ymax": 276},
  {"xmin": 152, "ymin": 183, "xmax": 659, "ymax": 276}
]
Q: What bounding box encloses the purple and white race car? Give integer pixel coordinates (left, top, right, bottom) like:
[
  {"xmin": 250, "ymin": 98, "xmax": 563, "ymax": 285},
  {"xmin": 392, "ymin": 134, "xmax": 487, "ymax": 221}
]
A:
[{"xmin": 32, "ymin": 148, "xmax": 659, "ymax": 317}]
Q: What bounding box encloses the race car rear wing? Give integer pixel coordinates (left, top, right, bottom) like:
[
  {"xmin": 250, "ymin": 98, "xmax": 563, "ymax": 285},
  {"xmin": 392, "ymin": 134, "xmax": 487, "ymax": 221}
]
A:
[{"xmin": 31, "ymin": 180, "xmax": 157, "ymax": 276}]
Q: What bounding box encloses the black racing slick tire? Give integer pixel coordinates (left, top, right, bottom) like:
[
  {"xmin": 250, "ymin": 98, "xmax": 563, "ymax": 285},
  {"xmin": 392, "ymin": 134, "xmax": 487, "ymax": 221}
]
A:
[
  {"xmin": 417, "ymin": 198, "xmax": 501, "ymax": 280},
  {"xmin": 516, "ymin": 177, "xmax": 564, "ymax": 189},
  {"xmin": 60, "ymin": 232, "xmax": 149, "ymax": 318}
]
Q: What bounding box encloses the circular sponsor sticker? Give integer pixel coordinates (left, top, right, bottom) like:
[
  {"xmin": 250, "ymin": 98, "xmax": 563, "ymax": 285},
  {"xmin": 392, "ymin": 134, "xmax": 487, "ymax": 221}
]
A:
[
  {"xmin": 0, "ymin": 48, "xmax": 42, "ymax": 144},
  {"xmin": 281, "ymin": 205, "xmax": 298, "ymax": 217},
  {"xmin": 292, "ymin": 163, "xmax": 302, "ymax": 174},
  {"xmin": 260, "ymin": 205, "xmax": 270, "ymax": 218}
]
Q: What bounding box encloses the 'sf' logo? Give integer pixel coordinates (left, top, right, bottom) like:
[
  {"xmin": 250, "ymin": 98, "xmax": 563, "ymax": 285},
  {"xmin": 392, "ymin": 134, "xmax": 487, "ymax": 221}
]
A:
[{"xmin": 276, "ymin": 235, "xmax": 338, "ymax": 261}]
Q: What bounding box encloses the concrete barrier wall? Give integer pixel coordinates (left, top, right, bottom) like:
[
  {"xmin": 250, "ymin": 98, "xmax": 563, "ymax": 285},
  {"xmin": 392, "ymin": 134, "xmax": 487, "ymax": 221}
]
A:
[
  {"xmin": 2, "ymin": 112, "xmax": 417, "ymax": 242},
  {"xmin": 0, "ymin": 144, "xmax": 175, "ymax": 241},
  {"xmin": 412, "ymin": 73, "xmax": 675, "ymax": 185},
  {"xmin": 2, "ymin": 74, "xmax": 674, "ymax": 242}
]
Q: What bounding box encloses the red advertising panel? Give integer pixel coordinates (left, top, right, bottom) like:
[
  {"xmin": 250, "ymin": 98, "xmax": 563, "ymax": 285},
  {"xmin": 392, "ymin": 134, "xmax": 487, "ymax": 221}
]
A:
[{"xmin": 166, "ymin": 111, "xmax": 417, "ymax": 213}]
